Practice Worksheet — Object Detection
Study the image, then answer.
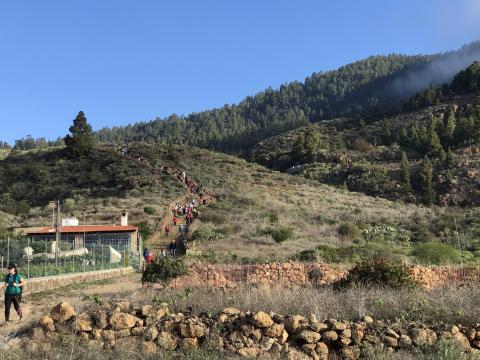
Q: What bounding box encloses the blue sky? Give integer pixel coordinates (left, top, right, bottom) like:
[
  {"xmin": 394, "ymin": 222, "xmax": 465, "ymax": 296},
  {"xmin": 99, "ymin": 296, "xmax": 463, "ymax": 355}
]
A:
[{"xmin": 1, "ymin": 0, "xmax": 479, "ymax": 144}]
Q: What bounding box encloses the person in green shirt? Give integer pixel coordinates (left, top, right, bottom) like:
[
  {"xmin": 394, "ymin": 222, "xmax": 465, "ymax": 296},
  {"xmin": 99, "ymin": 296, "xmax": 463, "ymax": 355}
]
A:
[{"xmin": 0, "ymin": 264, "xmax": 25, "ymax": 323}]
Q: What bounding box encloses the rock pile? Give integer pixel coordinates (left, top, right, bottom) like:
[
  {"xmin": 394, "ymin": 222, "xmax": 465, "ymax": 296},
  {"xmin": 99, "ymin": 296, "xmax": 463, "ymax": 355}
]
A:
[{"xmin": 23, "ymin": 301, "xmax": 480, "ymax": 359}]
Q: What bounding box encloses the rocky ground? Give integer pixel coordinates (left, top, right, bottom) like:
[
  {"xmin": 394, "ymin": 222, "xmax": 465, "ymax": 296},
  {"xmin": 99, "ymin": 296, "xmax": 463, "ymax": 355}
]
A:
[{"xmin": 7, "ymin": 299, "xmax": 480, "ymax": 360}]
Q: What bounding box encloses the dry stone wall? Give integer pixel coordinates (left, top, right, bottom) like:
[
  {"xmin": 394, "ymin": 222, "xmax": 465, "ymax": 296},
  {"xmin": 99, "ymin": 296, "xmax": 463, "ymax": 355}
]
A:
[
  {"xmin": 166, "ymin": 262, "xmax": 480, "ymax": 289},
  {"xmin": 15, "ymin": 301, "xmax": 480, "ymax": 360}
]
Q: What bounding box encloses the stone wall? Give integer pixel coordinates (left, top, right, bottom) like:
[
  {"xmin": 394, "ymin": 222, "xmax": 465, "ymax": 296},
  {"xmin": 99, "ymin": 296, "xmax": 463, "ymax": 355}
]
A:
[
  {"xmin": 16, "ymin": 301, "xmax": 480, "ymax": 359},
  {"xmin": 168, "ymin": 262, "xmax": 480, "ymax": 289},
  {"xmin": 24, "ymin": 267, "xmax": 135, "ymax": 295}
]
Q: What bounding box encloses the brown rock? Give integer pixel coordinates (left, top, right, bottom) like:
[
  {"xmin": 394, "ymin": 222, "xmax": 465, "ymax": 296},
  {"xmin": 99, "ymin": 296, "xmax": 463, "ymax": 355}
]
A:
[
  {"xmin": 453, "ymin": 332, "xmax": 471, "ymax": 350},
  {"xmin": 286, "ymin": 347, "xmax": 310, "ymax": 360},
  {"xmin": 143, "ymin": 327, "xmax": 158, "ymax": 341},
  {"xmin": 93, "ymin": 311, "xmax": 109, "ymax": 329},
  {"xmin": 142, "ymin": 341, "xmax": 157, "ymax": 354},
  {"xmin": 109, "ymin": 312, "xmax": 139, "ymax": 330},
  {"xmin": 398, "ymin": 334, "xmax": 412, "ymax": 348},
  {"xmin": 284, "ymin": 315, "xmax": 306, "ymax": 334},
  {"xmin": 330, "ymin": 320, "xmax": 347, "ymax": 331},
  {"xmin": 221, "ymin": 307, "xmax": 241, "ymax": 316},
  {"xmin": 116, "ymin": 329, "xmax": 131, "ymax": 338},
  {"xmin": 363, "ymin": 316, "xmax": 374, "ymax": 324},
  {"xmin": 180, "ymin": 322, "xmax": 206, "ymax": 338},
  {"xmin": 383, "ymin": 336, "xmax": 398, "ymax": 348},
  {"xmin": 340, "ymin": 346, "xmax": 360, "ymax": 360},
  {"xmin": 260, "ymin": 336, "xmax": 275, "ymax": 351},
  {"xmin": 87, "ymin": 340, "xmax": 103, "ymax": 349},
  {"xmin": 316, "ymin": 342, "xmax": 329, "ymax": 360},
  {"xmin": 102, "ymin": 330, "xmax": 116, "ymax": 342},
  {"xmin": 250, "ymin": 312, "xmax": 273, "ymax": 328},
  {"xmin": 50, "ymin": 302, "xmax": 76, "ymax": 323},
  {"xmin": 340, "ymin": 329, "xmax": 352, "ymax": 339},
  {"xmin": 113, "ymin": 301, "xmax": 131, "ymax": 313},
  {"xmin": 92, "ymin": 328, "xmax": 103, "ymax": 340},
  {"xmin": 410, "ymin": 328, "xmax": 437, "ymax": 346},
  {"xmin": 298, "ymin": 330, "xmax": 321, "ymax": 344},
  {"xmin": 238, "ymin": 347, "xmax": 261, "ymax": 358},
  {"xmin": 448, "ymin": 325, "xmax": 460, "ymax": 335},
  {"xmin": 180, "ymin": 337, "xmax": 198, "ymax": 350},
  {"xmin": 157, "ymin": 331, "xmax": 179, "ymax": 350},
  {"xmin": 351, "ymin": 330, "xmax": 364, "ymax": 344},
  {"xmin": 141, "ymin": 305, "xmax": 153, "ymax": 317},
  {"xmin": 311, "ymin": 322, "xmax": 328, "ymax": 332},
  {"xmin": 39, "ymin": 316, "xmax": 55, "ymax": 332},
  {"xmin": 322, "ymin": 331, "xmax": 338, "ymax": 342},
  {"xmin": 465, "ymin": 328, "xmax": 476, "ymax": 341},
  {"xmin": 75, "ymin": 313, "xmax": 94, "ymax": 332},
  {"xmin": 264, "ymin": 323, "xmax": 284, "ymax": 338},
  {"xmin": 131, "ymin": 327, "xmax": 147, "ymax": 336}
]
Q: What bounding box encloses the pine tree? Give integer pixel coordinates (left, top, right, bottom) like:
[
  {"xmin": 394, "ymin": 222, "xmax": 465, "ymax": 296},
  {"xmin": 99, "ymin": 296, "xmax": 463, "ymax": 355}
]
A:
[
  {"xmin": 446, "ymin": 147, "xmax": 456, "ymax": 167},
  {"xmin": 64, "ymin": 111, "xmax": 95, "ymax": 158},
  {"xmin": 303, "ymin": 125, "xmax": 320, "ymax": 162},
  {"xmin": 444, "ymin": 106, "xmax": 456, "ymax": 144},
  {"xmin": 419, "ymin": 155, "xmax": 434, "ymax": 206},
  {"xmin": 292, "ymin": 132, "xmax": 306, "ymax": 163},
  {"xmin": 400, "ymin": 151, "xmax": 411, "ymax": 193}
]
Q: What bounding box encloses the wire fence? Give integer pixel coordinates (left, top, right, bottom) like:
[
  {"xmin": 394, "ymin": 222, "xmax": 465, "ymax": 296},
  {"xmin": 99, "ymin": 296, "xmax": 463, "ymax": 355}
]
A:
[{"xmin": 0, "ymin": 238, "xmax": 141, "ymax": 279}]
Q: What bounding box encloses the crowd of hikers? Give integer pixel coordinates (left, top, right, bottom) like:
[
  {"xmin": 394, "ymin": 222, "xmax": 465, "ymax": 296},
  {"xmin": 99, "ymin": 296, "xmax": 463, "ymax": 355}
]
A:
[{"xmin": 143, "ymin": 169, "xmax": 209, "ymax": 269}]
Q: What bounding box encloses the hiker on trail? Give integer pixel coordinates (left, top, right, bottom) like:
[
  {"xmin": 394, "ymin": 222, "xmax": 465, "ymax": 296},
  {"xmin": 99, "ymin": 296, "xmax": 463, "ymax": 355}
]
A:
[
  {"xmin": 170, "ymin": 240, "xmax": 177, "ymax": 257},
  {"xmin": 1, "ymin": 264, "xmax": 25, "ymax": 323},
  {"xmin": 161, "ymin": 248, "xmax": 167, "ymax": 257},
  {"xmin": 165, "ymin": 224, "xmax": 170, "ymax": 237},
  {"xmin": 179, "ymin": 223, "xmax": 185, "ymax": 235},
  {"xmin": 173, "ymin": 215, "xmax": 178, "ymax": 226},
  {"xmin": 182, "ymin": 171, "xmax": 186, "ymax": 183}
]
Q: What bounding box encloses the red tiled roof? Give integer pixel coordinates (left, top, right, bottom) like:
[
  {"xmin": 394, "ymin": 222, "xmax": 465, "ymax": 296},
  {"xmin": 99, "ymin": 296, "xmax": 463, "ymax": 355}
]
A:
[{"xmin": 26, "ymin": 225, "xmax": 138, "ymax": 235}]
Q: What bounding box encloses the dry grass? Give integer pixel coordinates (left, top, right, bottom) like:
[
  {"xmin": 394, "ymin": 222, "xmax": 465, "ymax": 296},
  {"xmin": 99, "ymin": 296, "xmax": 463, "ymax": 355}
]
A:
[{"xmin": 139, "ymin": 284, "xmax": 480, "ymax": 326}]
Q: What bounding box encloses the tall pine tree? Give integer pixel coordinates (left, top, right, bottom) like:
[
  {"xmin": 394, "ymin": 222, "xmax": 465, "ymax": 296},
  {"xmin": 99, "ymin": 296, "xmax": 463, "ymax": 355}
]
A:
[
  {"xmin": 400, "ymin": 151, "xmax": 411, "ymax": 193},
  {"xmin": 64, "ymin": 111, "xmax": 95, "ymax": 158},
  {"xmin": 419, "ymin": 155, "xmax": 434, "ymax": 206}
]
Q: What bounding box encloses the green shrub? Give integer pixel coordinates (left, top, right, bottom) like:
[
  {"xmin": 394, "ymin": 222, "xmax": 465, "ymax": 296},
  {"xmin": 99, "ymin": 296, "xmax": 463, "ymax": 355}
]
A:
[
  {"xmin": 143, "ymin": 206, "xmax": 156, "ymax": 215},
  {"xmin": 191, "ymin": 225, "xmax": 223, "ymax": 242},
  {"xmin": 338, "ymin": 223, "xmax": 361, "ymax": 241},
  {"xmin": 293, "ymin": 249, "xmax": 317, "ymax": 262},
  {"xmin": 411, "ymin": 242, "xmax": 461, "ymax": 264},
  {"xmin": 142, "ymin": 256, "xmax": 187, "ymax": 283},
  {"xmin": 336, "ymin": 258, "xmax": 417, "ymax": 289},
  {"xmin": 270, "ymin": 227, "xmax": 293, "ymax": 243}
]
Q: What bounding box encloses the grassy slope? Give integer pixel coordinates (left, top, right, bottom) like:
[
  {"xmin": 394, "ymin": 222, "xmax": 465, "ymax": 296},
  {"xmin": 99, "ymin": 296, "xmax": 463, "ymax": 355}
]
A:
[{"xmin": 125, "ymin": 143, "xmax": 433, "ymax": 263}]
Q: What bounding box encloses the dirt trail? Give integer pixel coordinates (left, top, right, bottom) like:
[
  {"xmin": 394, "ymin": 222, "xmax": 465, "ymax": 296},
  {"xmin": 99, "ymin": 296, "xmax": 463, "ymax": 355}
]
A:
[
  {"xmin": 0, "ymin": 272, "xmax": 142, "ymax": 338},
  {"xmin": 115, "ymin": 145, "xmax": 215, "ymax": 258}
]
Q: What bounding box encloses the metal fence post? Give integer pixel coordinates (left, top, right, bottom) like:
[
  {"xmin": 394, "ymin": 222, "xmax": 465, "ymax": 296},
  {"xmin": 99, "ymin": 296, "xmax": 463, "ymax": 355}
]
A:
[
  {"xmin": 7, "ymin": 237, "xmax": 10, "ymax": 268},
  {"xmin": 27, "ymin": 238, "xmax": 30, "ymax": 279},
  {"xmin": 44, "ymin": 240, "xmax": 47, "ymax": 277}
]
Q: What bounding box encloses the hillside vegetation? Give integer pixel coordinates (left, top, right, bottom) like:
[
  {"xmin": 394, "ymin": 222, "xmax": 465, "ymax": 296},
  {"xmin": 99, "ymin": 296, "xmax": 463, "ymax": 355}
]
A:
[{"xmin": 95, "ymin": 42, "xmax": 480, "ymax": 153}]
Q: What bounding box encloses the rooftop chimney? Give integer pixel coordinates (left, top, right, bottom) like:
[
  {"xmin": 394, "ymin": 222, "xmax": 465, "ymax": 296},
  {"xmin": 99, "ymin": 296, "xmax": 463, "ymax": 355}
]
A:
[{"xmin": 121, "ymin": 212, "xmax": 128, "ymax": 226}]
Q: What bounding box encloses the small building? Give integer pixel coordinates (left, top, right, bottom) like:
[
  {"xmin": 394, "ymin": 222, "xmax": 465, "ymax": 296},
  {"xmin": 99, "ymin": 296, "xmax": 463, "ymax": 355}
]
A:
[{"xmin": 24, "ymin": 224, "xmax": 140, "ymax": 254}]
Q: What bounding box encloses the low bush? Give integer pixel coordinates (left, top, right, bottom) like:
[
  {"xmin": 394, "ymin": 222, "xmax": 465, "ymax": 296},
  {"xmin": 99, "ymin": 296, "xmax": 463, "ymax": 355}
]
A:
[
  {"xmin": 270, "ymin": 227, "xmax": 293, "ymax": 243},
  {"xmin": 143, "ymin": 206, "xmax": 156, "ymax": 215},
  {"xmin": 338, "ymin": 222, "xmax": 361, "ymax": 241},
  {"xmin": 411, "ymin": 242, "xmax": 461, "ymax": 264},
  {"xmin": 142, "ymin": 256, "xmax": 187, "ymax": 284},
  {"xmin": 336, "ymin": 258, "xmax": 417, "ymax": 289}
]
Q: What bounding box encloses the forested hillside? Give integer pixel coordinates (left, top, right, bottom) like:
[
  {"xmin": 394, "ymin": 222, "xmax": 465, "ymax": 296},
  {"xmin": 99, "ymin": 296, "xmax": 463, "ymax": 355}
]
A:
[{"xmin": 96, "ymin": 42, "xmax": 480, "ymax": 153}]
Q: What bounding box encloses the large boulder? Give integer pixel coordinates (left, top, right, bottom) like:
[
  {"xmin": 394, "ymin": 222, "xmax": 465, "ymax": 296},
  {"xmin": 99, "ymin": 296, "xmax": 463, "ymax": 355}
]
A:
[
  {"xmin": 297, "ymin": 330, "xmax": 321, "ymax": 344},
  {"xmin": 143, "ymin": 327, "xmax": 159, "ymax": 341},
  {"xmin": 157, "ymin": 331, "xmax": 179, "ymax": 350},
  {"xmin": 179, "ymin": 322, "xmax": 206, "ymax": 338},
  {"xmin": 250, "ymin": 312, "xmax": 273, "ymax": 328},
  {"xmin": 50, "ymin": 302, "xmax": 76, "ymax": 323},
  {"xmin": 109, "ymin": 312, "xmax": 139, "ymax": 330},
  {"xmin": 39, "ymin": 316, "xmax": 55, "ymax": 332},
  {"xmin": 284, "ymin": 315, "xmax": 306, "ymax": 334},
  {"xmin": 75, "ymin": 313, "xmax": 94, "ymax": 332}
]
